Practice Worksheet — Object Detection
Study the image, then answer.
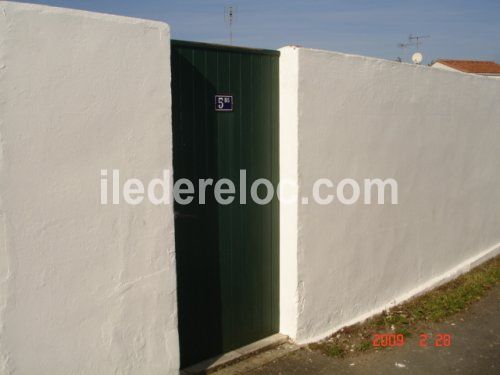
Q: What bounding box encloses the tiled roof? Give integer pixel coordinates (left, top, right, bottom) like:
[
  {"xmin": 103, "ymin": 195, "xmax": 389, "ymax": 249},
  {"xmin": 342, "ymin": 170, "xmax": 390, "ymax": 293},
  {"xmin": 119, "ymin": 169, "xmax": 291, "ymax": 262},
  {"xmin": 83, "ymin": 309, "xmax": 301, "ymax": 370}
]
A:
[{"xmin": 435, "ymin": 59, "xmax": 500, "ymax": 74}]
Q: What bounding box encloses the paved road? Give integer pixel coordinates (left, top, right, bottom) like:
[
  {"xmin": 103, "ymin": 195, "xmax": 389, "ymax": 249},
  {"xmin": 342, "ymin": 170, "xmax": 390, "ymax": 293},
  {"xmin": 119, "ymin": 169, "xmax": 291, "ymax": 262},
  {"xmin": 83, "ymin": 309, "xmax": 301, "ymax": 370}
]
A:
[{"xmin": 243, "ymin": 285, "xmax": 500, "ymax": 374}]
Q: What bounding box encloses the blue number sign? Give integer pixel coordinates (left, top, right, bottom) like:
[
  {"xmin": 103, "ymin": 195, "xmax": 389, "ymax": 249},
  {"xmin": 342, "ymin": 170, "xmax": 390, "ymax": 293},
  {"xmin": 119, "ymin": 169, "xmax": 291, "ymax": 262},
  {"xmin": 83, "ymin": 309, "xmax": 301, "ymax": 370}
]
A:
[{"xmin": 215, "ymin": 95, "xmax": 233, "ymax": 112}]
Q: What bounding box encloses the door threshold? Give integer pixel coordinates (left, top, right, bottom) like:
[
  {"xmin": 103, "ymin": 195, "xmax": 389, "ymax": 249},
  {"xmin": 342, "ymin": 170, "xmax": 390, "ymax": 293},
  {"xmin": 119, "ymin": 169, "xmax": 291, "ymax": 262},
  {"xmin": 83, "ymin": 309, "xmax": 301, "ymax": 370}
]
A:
[{"xmin": 182, "ymin": 333, "xmax": 288, "ymax": 374}]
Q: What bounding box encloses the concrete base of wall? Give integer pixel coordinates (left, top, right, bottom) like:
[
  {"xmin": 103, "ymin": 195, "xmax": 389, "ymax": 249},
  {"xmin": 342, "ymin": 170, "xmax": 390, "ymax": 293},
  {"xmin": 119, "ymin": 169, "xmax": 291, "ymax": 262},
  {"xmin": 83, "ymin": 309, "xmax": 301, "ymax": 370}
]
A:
[{"xmin": 182, "ymin": 334, "xmax": 289, "ymax": 374}]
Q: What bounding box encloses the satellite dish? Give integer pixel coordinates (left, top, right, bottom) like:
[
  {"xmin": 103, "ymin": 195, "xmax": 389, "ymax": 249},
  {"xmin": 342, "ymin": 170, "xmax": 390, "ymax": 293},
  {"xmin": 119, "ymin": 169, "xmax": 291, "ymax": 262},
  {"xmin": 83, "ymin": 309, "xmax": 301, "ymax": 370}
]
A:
[{"xmin": 412, "ymin": 52, "xmax": 423, "ymax": 64}]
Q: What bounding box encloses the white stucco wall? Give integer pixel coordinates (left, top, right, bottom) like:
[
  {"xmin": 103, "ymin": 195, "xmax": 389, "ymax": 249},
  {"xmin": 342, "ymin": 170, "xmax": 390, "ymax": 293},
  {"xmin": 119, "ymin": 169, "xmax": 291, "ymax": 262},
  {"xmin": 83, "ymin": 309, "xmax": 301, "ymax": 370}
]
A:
[
  {"xmin": 0, "ymin": 2, "xmax": 179, "ymax": 374},
  {"xmin": 279, "ymin": 46, "xmax": 500, "ymax": 343},
  {"xmin": 430, "ymin": 61, "xmax": 462, "ymax": 72},
  {"xmin": 432, "ymin": 62, "xmax": 500, "ymax": 80}
]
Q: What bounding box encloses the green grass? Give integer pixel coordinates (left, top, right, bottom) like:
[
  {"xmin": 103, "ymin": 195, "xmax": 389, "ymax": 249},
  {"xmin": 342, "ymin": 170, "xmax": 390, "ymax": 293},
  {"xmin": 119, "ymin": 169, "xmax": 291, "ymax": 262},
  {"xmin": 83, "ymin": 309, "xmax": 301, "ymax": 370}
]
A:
[
  {"xmin": 328, "ymin": 345, "xmax": 345, "ymax": 357},
  {"xmin": 398, "ymin": 327, "xmax": 411, "ymax": 338},
  {"xmin": 358, "ymin": 341, "xmax": 371, "ymax": 352},
  {"xmin": 404, "ymin": 257, "xmax": 500, "ymax": 322},
  {"xmin": 309, "ymin": 256, "xmax": 500, "ymax": 358}
]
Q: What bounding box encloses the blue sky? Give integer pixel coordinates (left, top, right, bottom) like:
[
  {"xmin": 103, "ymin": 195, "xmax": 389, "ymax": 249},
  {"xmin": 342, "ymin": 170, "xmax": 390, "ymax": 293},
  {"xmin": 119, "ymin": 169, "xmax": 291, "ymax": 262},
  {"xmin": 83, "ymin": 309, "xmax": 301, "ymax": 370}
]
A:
[{"xmin": 17, "ymin": 0, "xmax": 500, "ymax": 64}]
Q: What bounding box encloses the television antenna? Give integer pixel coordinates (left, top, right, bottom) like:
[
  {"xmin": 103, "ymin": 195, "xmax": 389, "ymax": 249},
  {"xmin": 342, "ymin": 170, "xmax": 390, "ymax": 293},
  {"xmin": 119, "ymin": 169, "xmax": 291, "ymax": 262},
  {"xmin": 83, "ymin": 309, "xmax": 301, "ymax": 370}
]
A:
[
  {"xmin": 397, "ymin": 34, "xmax": 430, "ymax": 63},
  {"xmin": 224, "ymin": 6, "xmax": 237, "ymax": 45},
  {"xmin": 396, "ymin": 42, "xmax": 414, "ymax": 62},
  {"xmin": 398, "ymin": 41, "xmax": 415, "ymax": 50},
  {"xmin": 408, "ymin": 34, "xmax": 430, "ymax": 50}
]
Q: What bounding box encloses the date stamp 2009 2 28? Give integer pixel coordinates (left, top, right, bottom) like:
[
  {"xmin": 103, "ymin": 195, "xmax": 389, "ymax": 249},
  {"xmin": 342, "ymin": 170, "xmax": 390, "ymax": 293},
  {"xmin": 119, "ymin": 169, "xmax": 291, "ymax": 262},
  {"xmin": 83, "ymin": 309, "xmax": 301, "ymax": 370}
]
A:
[
  {"xmin": 372, "ymin": 333, "xmax": 452, "ymax": 348},
  {"xmin": 418, "ymin": 333, "xmax": 452, "ymax": 347}
]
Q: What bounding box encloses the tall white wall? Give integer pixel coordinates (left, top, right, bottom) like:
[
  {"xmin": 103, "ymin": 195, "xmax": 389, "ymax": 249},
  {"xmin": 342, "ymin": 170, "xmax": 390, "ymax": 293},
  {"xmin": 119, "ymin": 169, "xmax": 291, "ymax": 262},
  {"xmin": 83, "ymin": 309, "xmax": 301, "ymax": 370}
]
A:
[
  {"xmin": 0, "ymin": 2, "xmax": 179, "ymax": 374},
  {"xmin": 279, "ymin": 46, "xmax": 500, "ymax": 343}
]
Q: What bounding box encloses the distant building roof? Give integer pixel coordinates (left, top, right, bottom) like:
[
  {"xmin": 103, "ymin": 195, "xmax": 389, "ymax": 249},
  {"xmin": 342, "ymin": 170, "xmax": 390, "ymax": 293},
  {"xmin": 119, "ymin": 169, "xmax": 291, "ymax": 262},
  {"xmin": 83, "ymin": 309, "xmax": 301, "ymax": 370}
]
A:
[{"xmin": 433, "ymin": 59, "xmax": 500, "ymax": 74}]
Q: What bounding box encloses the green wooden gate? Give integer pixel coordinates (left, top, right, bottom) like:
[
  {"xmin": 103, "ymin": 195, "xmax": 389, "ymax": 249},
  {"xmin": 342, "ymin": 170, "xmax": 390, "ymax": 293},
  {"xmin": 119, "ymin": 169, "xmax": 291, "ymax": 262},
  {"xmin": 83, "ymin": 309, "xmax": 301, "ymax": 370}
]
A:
[{"xmin": 171, "ymin": 40, "xmax": 279, "ymax": 368}]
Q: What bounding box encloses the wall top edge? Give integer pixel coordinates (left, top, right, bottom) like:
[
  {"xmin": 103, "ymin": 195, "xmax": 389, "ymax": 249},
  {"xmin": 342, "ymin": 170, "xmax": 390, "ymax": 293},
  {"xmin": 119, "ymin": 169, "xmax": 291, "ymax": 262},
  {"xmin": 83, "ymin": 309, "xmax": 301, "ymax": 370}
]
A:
[
  {"xmin": 280, "ymin": 45, "xmax": 500, "ymax": 82},
  {"xmin": 0, "ymin": 1, "xmax": 170, "ymax": 32}
]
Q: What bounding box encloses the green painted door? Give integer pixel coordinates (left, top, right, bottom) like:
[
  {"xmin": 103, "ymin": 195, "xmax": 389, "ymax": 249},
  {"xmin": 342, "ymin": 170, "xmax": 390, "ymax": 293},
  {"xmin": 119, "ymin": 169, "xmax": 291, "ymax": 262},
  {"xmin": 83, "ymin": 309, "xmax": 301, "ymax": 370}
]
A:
[{"xmin": 171, "ymin": 40, "xmax": 279, "ymax": 368}]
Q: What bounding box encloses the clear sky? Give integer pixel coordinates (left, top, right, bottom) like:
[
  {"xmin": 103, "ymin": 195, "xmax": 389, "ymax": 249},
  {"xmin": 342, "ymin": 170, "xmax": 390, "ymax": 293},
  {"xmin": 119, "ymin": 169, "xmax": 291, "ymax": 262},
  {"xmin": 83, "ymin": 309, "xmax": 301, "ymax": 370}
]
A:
[{"xmin": 17, "ymin": 0, "xmax": 500, "ymax": 65}]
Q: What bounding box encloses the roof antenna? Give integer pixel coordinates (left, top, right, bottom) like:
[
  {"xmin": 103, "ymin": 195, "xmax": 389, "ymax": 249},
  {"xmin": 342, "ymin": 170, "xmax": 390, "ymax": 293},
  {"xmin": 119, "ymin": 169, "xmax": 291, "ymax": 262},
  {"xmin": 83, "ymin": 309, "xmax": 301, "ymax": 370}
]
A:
[
  {"xmin": 397, "ymin": 34, "xmax": 430, "ymax": 63},
  {"xmin": 396, "ymin": 41, "xmax": 413, "ymax": 62},
  {"xmin": 224, "ymin": 6, "xmax": 237, "ymax": 45},
  {"xmin": 408, "ymin": 34, "xmax": 430, "ymax": 51}
]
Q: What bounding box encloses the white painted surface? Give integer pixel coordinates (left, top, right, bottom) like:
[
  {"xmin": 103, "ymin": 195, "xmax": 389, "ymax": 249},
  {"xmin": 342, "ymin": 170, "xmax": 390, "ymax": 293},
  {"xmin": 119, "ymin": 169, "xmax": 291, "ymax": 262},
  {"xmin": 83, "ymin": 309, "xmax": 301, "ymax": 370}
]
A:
[
  {"xmin": 279, "ymin": 46, "xmax": 500, "ymax": 343},
  {"xmin": 278, "ymin": 46, "xmax": 300, "ymax": 338},
  {"xmin": 430, "ymin": 61, "xmax": 462, "ymax": 72},
  {"xmin": 0, "ymin": 2, "xmax": 179, "ymax": 374},
  {"xmin": 431, "ymin": 62, "xmax": 500, "ymax": 80}
]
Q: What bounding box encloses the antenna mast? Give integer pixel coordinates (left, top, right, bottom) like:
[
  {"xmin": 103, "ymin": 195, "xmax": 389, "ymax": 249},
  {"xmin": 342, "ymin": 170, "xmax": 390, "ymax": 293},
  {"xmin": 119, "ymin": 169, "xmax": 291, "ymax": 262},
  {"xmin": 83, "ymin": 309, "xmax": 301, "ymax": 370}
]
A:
[
  {"xmin": 397, "ymin": 34, "xmax": 431, "ymax": 62},
  {"xmin": 408, "ymin": 34, "xmax": 430, "ymax": 50},
  {"xmin": 396, "ymin": 42, "xmax": 413, "ymax": 62},
  {"xmin": 224, "ymin": 6, "xmax": 237, "ymax": 45}
]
